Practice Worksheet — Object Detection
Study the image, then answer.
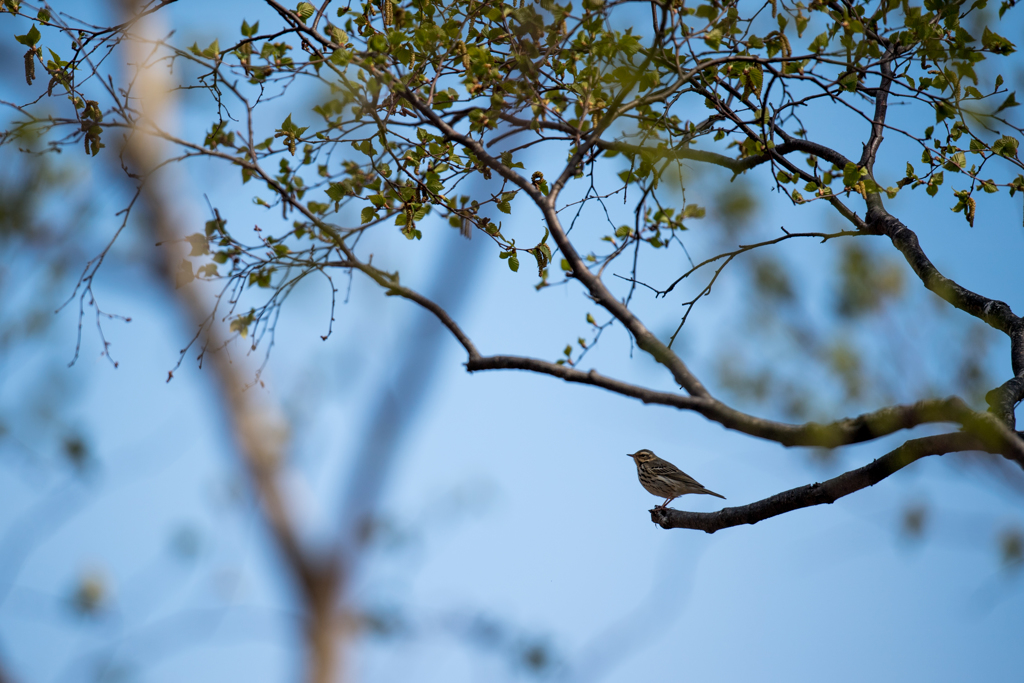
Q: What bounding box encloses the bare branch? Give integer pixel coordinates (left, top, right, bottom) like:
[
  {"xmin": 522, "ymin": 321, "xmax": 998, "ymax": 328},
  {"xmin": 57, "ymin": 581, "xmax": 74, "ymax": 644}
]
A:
[
  {"xmin": 858, "ymin": 45, "xmax": 896, "ymax": 173},
  {"xmin": 652, "ymin": 432, "xmax": 984, "ymax": 533},
  {"xmin": 466, "ymin": 355, "xmax": 1024, "ymax": 466}
]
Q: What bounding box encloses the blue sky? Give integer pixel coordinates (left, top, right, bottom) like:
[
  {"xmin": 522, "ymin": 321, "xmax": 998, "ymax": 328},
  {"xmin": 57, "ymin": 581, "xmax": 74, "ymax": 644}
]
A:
[{"xmin": 1, "ymin": 2, "xmax": 1023, "ymax": 682}]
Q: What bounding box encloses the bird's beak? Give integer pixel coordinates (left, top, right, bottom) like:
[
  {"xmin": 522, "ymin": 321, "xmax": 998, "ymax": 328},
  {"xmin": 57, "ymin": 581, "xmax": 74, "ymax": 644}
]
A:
[{"xmin": 626, "ymin": 452, "xmax": 635, "ymax": 458}]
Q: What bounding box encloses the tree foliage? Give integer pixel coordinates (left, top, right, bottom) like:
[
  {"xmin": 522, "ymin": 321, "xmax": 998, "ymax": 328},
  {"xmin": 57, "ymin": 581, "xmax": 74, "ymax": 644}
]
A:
[{"xmin": 2, "ymin": 0, "xmax": 1023, "ymax": 535}]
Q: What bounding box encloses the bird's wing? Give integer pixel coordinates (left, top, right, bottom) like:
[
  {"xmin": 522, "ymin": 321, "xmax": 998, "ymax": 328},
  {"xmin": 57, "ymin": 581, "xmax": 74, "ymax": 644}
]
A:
[{"xmin": 648, "ymin": 461, "xmax": 702, "ymax": 487}]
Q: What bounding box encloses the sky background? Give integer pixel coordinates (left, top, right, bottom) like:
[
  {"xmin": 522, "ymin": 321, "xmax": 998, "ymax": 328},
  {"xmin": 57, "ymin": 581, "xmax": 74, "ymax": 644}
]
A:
[{"xmin": 1, "ymin": 2, "xmax": 1023, "ymax": 682}]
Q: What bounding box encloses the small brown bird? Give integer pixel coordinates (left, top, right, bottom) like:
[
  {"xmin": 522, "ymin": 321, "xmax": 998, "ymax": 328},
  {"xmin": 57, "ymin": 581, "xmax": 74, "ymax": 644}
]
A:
[{"xmin": 627, "ymin": 449, "xmax": 725, "ymax": 509}]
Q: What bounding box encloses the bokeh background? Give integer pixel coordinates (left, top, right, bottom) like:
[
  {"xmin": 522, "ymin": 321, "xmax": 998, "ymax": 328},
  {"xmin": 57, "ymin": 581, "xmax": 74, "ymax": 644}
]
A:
[{"xmin": 1, "ymin": 2, "xmax": 1023, "ymax": 682}]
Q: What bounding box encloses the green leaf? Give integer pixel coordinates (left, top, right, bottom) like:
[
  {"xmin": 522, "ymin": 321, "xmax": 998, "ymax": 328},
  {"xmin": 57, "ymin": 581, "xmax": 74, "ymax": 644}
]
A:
[
  {"xmin": 795, "ymin": 15, "xmax": 808, "ymax": 36},
  {"xmin": 202, "ymin": 39, "xmax": 220, "ymax": 59},
  {"xmin": 15, "ymin": 25, "xmax": 41, "ymax": 47},
  {"xmin": 934, "ymin": 101, "xmax": 956, "ymax": 122},
  {"xmin": 1007, "ymin": 176, "xmax": 1024, "ymax": 197},
  {"xmin": 230, "ymin": 311, "xmax": 255, "ymax": 337},
  {"xmin": 205, "ymin": 217, "xmax": 226, "ymax": 237},
  {"xmin": 326, "ymin": 183, "xmax": 345, "ymax": 201},
  {"xmin": 782, "ymin": 60, "xmax": 804, "ymax": 75},
  {"xmin": 842, "ymin": 162, "xmax": 863, "ymax": 187},
  {"xmin": 681, "ymin": 204, "xmax": 705, "ymax": 219},
  {"xmin": 496, "ymin": 200, "xmax": 511, "ymax": 214},
  {"xmin": 360, "ymin": 206, "xmax": 377, "ymax": 224},
  {"xmin": 355, "ymin": 140, "xmax": 376, "ymax": 156},
  {"xmin": 296, "ymin": 2, "xmax": 315, "ymax": 22},
  {"xmin": 696, "ymin": 4, "xmax": 718, "ymax": 19},
  {"xmin": 808, "ymin": 32, "xmax": 829, "ymax": 53},
  {"xmin": 329, "ymin": 26, "xmax": 349, "ymax": 46},
  {"xmin": 508, "ymin": 253, "xmax": 519, "ymax": 272},
  {"xmin": 1009, "ymin": 176, "xmax": 1024, "ymax": 196},
  {"xmin": 982, "ymin": 27, "xmax": 1016, "ymax": 55},
  {"xmin": 992, "ymin": 136, "xmax": 1019, "ymax": 158},
  {"xmin": 703, "ymin": 28, "xmax": 722, "ymax": 50},
  {"xmin": 995, "ymin": 91, "xmax": 1019, "ymax": 113},
  {"xmin": 281, "ymin": 114, "xmax": 302, "ymax": 135},
  {"xmin": 744, "ymin": 65, "xmax": 764, "ymax": 97},
  {"xmin": 37, "ymin": 8, "xmax": 50, "ymax": 22},
  {"xmin": 186, "ymin": 233, "xmax": 210, "ymax": 256},
  {"xmin": 943, "ymin": 151, "xmax": 966, "ymax": 171}
]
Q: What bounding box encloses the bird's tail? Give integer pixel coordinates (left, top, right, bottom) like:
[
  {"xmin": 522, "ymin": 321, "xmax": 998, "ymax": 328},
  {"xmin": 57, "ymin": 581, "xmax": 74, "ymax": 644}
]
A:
[{"xmin": 702, "ymin": 488, "xmax": 726, "ymax": 500}]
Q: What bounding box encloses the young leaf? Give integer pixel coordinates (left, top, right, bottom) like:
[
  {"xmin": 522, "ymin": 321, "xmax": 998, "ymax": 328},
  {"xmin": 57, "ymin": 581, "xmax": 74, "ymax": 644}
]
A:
[
  {"xmin": 992, "ymin": 136, "xmax": 1019, "ymax": 158},
  {"xmin": 15, "ymin": 25, "xmax": 41, "ymax": 47}
]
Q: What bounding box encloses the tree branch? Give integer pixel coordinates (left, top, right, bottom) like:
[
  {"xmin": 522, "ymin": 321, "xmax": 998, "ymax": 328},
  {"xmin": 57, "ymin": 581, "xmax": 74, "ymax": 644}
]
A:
[
  {"xmin": 986, "ymin": 377, "xmax": 1024, "ymax": 431},
  {"xmin": 123, "ymin": 10, "xmax": 341, "ymax": 682},
  {"xmin": 865, "ymin": 207, "xmax": 1024, "ymax": 375},
  {"xmin": 248, "ymin": 17, "xmax": 1024, "ymax": 460},
  {"xmin": 858, "ymin": 45, "xmax": 895, "ymax": 173},
  {"xmin": 466, "ymin": 355, "xmax": 1024, "ymax": 466},
  {"xmin": 325, "ymin": 258, "xmax": 1022, "ymax": 459},
  {"xmin": 401, "ymin": 88, "xmax": 713, "ymax": 398},
  {"xmin": 651, "ymin": 432, "xmax": 983, "ymax": 532},
  {"xmin": 324, "ymin": 259, "xmax": 482, "ymax": 361}
]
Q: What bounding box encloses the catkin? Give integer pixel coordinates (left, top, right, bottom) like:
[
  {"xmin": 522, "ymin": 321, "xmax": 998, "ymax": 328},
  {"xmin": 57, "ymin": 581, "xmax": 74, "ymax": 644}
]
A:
[
  {"xmin": 382, "ymin": 0, "xmax": 393, "ymax": 26},
  {"xmin": 24, "ymin": 49, "xmax": 35, "ymax": 86}
]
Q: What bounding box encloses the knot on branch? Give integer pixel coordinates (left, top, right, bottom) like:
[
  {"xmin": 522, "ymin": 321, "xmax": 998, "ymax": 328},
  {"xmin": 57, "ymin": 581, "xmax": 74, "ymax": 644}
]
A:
[
  {"xmin": 864, "ymin": 207, "xmax": 899, "ymax": 236},
  {"xmin": 982, "ymin": 299, "xmax": 1015, "ymax": 322},
  {"xmin": 986, "ymin": 377, "xmax": 1024, "ymax": 430}
]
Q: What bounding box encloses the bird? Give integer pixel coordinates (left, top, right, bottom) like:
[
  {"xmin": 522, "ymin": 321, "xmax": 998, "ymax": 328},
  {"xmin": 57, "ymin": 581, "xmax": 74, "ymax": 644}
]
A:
[{"xmin": 626, "ymin": 449, "xmax": 725, "ymax": 509}]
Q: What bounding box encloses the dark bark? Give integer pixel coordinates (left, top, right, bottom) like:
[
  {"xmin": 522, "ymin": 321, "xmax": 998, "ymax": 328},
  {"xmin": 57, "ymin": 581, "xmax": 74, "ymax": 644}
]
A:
[{"xmin": 652, "ymin": 433, "xmax": 982, "ymax": 532}]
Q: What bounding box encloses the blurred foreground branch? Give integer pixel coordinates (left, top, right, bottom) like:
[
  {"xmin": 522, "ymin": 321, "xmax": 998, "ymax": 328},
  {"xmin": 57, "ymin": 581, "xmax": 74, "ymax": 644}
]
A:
[{"xmin": 120, "ymin": 4, "xmax": 342, "ymax": 681}]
